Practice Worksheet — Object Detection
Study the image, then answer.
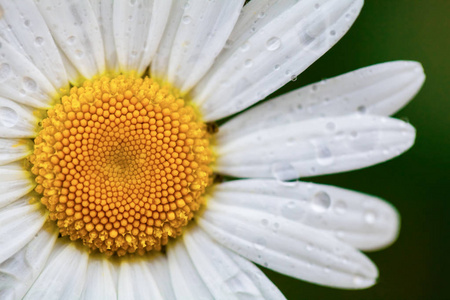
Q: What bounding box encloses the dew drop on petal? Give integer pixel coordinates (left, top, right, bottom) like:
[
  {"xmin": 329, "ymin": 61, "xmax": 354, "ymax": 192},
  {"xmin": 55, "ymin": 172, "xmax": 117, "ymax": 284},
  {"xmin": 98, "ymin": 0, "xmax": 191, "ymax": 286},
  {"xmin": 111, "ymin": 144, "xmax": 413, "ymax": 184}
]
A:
[
  {"xmin": 23, "ymin": 77, "xmax": 37, "ymax": 91},
  {"xmin": 316, "ymin": 144, "xmax": 334, "ymax": 166},
  {"xmin": 182, "ymin": 15, "xmax": 192, "ymax": 25},
  {"xmin": 34, "ymin": 37, "xmax": 44, "ymax": 46},
  {"xmin": 364, "ymin": 211, "xmax": 377, "ymax": 224},
  {"xmin": 334, "ymin": 200, "xmax": 347, "ymax": 215},
  {"xmin": 254, "ymin": 237, "xmax": 267, "ymax": 251},
  {"xmin": 266, "ymin": 37, "xmax": 281, "ymax": 51},
  {"xmin": 271, "ymin": 162, "xmax": 298, "ymax": 183},
  {"xmin": 244, "ymin": 59, "xmax": 253, "ymax": 68},
  {"xmin": 0, "ymin": 106, "xmax": 18, "ymax": 128},
  {"xmin": 311, "ymin": 191, "xmax": 331, "ymax": 212},
  {"xmin": 0, "ymin": 63, "xmax": 11, "ymax": 81}
]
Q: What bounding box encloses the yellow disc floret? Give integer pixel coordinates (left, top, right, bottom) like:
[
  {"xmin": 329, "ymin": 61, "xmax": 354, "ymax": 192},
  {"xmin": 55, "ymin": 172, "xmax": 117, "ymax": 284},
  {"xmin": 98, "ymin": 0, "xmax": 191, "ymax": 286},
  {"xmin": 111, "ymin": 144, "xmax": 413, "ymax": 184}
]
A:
[{"xmin": 30, "ymin": 75, "xmax": 213, "ymax": 256}]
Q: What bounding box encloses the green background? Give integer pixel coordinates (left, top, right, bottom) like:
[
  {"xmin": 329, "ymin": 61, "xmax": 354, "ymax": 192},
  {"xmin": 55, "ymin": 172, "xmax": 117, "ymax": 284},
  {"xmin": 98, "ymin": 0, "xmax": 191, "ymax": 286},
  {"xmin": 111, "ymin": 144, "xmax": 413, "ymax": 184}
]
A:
[{"xmin": 262, "ymin": 1, "xmax": 450, "ymax": 299}]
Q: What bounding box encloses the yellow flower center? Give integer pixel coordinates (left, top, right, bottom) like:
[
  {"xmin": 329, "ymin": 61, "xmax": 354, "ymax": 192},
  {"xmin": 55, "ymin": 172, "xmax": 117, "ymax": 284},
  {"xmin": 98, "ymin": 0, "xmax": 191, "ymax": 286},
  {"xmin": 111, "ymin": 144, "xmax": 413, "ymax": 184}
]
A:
[{"xmin": 30, "ymin": 75, "xmax": 213, "ymax": 256}]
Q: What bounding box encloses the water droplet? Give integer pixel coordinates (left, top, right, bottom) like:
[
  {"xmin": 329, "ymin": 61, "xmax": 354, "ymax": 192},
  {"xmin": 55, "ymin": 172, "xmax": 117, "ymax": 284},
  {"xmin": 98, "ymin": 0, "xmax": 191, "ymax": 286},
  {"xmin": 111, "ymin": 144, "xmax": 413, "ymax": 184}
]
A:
[
  {"xmin": 261, "ymin": 218, "xmax": 269, "ymax": 226},
  {"xmin": 311, "ymin": 84, "xmax": 318, "ymax": 91},
  {"xmin": 364, "ymin": 211, "xmax": 376, "ymax": 224},
  {"xmin": 334, "ymin": 200, "xmax": 347, "ymax": 215},
  {"xmin": 35, "ymin": 37, "xmax": 44, "ymax": 46},
  {"xmin": 244, "ymin": 59, "xmax": 253, "ymax": 68},
  {"xmin": 75, "ymin": 49, "xmax": 84, "ymax": 58},
  {"xmin": 240, "ymin": 42, "xmax": 250, "ymax": 52},
  {"xmin": 324, "ymin": 266, "xmax": 331, "ymax": 273},
  {"xmin": 274, "ymin": 64, "xmax": 280, "ymax": 71},
  {"xmin": 325, "ymin": 122, "xmax": 336, "ymax": 131},
  {"xmin": 224, "ymin": 39, "xmax": 233, "ymax": 49},
  {"xmin": 254, "ymin": 237, "xmax": 267, "ymax": 251},
  {"xmin": 357, "ymin": 105, "xmax": 366, "ymax": 114},
  {"xmin": 0, "ymin": 106, "xmax": 18, "ymax": 127},
  {"xmin": 182, "ymin": 15, "xmax": 192, "ymax": 24},
  {"xmin": 23, "ymin": 77, "xmax": 37, "ymax": 91},
  {"xmin": 183, "ymin": 3, "xmax": 190, "ymax": 9},
  {"xmin": 306, "ymin": 243, "xmax": 314, "ymax": 251},
  {"xmin": 290, "ymin": 75, "xmax": 297, "ymax": 81},
  {"xmin": 350, "ymin": 130, "xmax": 358, "ymax": 138},
  {"xmin": 286, "ymin": 136, "xmax": 295, "ymax": 146},
  {"xmin": 311, "ymin": 191, "xmax": 331, "ymax": 212},
  {"xmin": 266, "ymin": 37, "xmax": 281, "ymax": 51},
  {"xmin": 257, "ymin": 12, "xmax": 266, "ymax": 19},
  {"xmin": 0, "ymin": 63, "xmax": 11, "ymax": 81},
  {"xmin": 130, "ymin": 0, "xmax": 136, "ymax": 5},
  {"xmin": 67, "ymin": 35, "xmax": 76, "ymax": 45},
  {"xmin": 24, "ymin": 19, "xmax": 30, "ymax": 27},
  {"xmin": 316, "ymin": 144, "xmax": 334, "ymax": 166},
  {"xmin": 271, "ymin": 162, "xmax": 298, "ymax": 182},
  {"xmin": 353, "ymin": 275, "xmax": 364, "ymax": 286},
  {"xmin": 330, "ymin": 30, "xmax": 336, "ymax": 36},
  {"xmin": 272, "ymin": 222, "xmax": 280, "ymax": 232},
  {"xmin": 314, "ymin": 3, "xmax": 320, "ymax": 9}
]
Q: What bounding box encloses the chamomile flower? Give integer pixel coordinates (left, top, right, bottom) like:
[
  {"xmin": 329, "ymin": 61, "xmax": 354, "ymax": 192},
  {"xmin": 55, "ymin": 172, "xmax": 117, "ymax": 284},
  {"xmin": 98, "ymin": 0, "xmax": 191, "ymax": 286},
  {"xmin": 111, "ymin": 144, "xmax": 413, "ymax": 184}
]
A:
[{"xmin": 0, "ymin": 0, "xmax": 424, "ymax": 299}]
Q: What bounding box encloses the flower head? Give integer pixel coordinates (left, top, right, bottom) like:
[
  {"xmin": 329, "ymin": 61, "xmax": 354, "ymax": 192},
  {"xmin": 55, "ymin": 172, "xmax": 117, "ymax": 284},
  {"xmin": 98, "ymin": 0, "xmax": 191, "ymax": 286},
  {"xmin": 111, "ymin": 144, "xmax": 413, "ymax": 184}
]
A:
[{"xmin": 0, "ymin": 0, "xmax": 424, "ymax": 299}]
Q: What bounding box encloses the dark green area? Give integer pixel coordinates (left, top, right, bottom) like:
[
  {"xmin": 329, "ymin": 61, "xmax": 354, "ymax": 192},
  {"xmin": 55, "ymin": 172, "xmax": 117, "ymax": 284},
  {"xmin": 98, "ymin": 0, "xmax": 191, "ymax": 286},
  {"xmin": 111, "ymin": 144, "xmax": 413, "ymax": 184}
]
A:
[{"xmin": 263, "ymin": 1, "xmax": 449, "ymax": 299}]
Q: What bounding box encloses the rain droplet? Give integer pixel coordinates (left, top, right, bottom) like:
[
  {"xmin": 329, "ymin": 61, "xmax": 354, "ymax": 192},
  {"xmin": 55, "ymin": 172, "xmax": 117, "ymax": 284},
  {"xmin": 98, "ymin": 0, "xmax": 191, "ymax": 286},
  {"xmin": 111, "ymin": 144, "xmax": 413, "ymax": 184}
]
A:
[
  {"xmin": 357, "ymin": 105, "xmax": 366, "ymax": 114},
  {"xmin": 261, "ymin": 218, "xmax": 269, "ymax": 227},
  {"xmin": 258, "ymin": 12, "xmax": 266, "ymax": 19},
  {"xmin": 182, "ymin": 15, "xmax": 192, "ymax": 24},
  {"xmin": 314, "ymin": 3, "xmax": 320, "ymax": 9},
  {"xmin": 35, "ymin": 37, "xmax": 44, "ymax": 46},
  {"xmin": 0, "ymin": 63, "xmax": 11, "ymax": 81},
  {"xmin": 67, "ymin": 35, "xmax": 76, "ymax": 45},
  {"xmin": 290, "ymin": 75, "xmax": 297, "ymax": 81},
  {"xmin": 364, "ymin": 211, "xmax": 377, "ymax": 224},
  {"xmin": 330, "ymin": 30, "xmax": 336, "ymax": 36},
  {"xmin": 254, "ymin": 237, "xmax": 267, "ymax": 250},
  {"xmin": 271, "ymin": 162, "xmax": 298, "ymax": 183},
  {"xmin": 24, "ymin": 19, "xmax": 30, "ymax": 27},
  {"xmin": 244, "ymin": 59, "xmax": 253, "ymax": 68},
  {"xmin": 306, "ymin": 243, "xmax": 314, "ymax": 251},
  {"xmin": 334, "ymin": 200, "xmax": 347, "ymax": 215},
  {"xmin": 23, "ymin": 77, "xmax": 37, "ymax": 91},
  {"xmin": 266, "ymin": 37, "xmax": 281, "ymax": 51},
  {"xmin": 311, "ymin": 191, "xmax": 331, "ymax": 212},
  {"xmin": 0, "ymin": 106, "xmax": 18, "ymax": 127},
  {"xmin": 325, "ymin": 122, "xmax": 336, "ymax": 131},
  {"xmin": 316, "ymin": 144, "xmax": 334, "ymax": 166},
  {"xmin": 75, "ymin": 49, "xmax": 84, "ymax": 58},
  {"xmin": 240, "ymin": 42, "xmax": 250, "ymax": 52},
  {"xmin": 274, "ymin": 64, "xmax": 280, "ymax": 71}
]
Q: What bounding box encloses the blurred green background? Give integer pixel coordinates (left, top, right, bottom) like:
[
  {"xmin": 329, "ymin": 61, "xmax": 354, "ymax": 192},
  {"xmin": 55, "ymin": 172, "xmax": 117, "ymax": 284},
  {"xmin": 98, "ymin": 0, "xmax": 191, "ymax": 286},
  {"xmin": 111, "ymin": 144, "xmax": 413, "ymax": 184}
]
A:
[{"xmin": 262, "ymin": 1, "xmax": 450, "ymax": 299}]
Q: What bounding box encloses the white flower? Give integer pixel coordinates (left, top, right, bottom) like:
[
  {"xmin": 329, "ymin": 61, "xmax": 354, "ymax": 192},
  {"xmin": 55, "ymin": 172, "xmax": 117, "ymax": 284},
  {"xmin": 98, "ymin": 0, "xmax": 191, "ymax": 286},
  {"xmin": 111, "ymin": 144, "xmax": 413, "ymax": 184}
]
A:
[{"xmin": 0, "ymin": 0, "xmax": 425, "ymax": 299}]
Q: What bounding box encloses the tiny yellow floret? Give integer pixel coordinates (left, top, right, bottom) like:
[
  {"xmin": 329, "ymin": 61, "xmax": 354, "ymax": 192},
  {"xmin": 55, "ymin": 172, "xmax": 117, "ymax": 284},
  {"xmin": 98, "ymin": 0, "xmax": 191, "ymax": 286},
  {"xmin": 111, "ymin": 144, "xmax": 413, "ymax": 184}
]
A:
[{"xmin": 30, "ymin": 74, "xmax": 213, "ymax": 256}]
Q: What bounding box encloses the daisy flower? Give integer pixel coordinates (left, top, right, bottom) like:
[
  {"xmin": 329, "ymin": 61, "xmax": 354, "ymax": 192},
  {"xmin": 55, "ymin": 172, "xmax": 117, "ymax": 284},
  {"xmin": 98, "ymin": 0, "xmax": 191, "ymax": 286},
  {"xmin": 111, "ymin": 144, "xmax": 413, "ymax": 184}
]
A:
[{"xmin": 0, "ymin": 0, "xmax": 425, "ymax": 299}]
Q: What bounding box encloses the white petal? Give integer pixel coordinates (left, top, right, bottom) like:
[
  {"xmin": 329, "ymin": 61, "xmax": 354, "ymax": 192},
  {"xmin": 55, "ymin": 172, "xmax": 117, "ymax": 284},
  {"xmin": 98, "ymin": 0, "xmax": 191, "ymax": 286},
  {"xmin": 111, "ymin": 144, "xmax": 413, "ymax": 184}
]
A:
[
  {"xmin": 0, "ymin": 197, "xmax": 47, "ymax": 265},
  {"xmin": 184, "ymin": 226, "xmax": 286, "ymax": 300},
  {"xmin": 0, "ymin": 225, "xmax": 57, "ymax": 300},
  {"xmin": 167, "ymin": 241, "xmax": 213, "ymax": 300},
  {"xmin": 24, "ymin": 243, "xmax": 89, "ymax": 300},
  {"xmin": 0, "ymin": 162, "xmax": 35, "ymax": 209},
  {"xmin": 0, "ymin": 138, "xmax": 33, "ymax": 165},
  {"xmin": 216, "ymin": 114, "xmax": 415, "ymax": 179},
  {"xmin": 0, "ymin": 0, "xmax": 69, "ymax": 90},
  {"xmin": 118, "ymin": 258, "xmax": 164, "ymax": 300},
  {"xmin": 0, "ymin": 38, "xmax": 57, "ymax": 108},
  {"xmin": 145, "ymin": 254, "xmax": 176, "ymax": 300},
  {"xmin": 113, "ymin": 0, "xmax": 172, "ymax": 75},
  {"xmin": 210, "ymin": 179, "xmax": 399, "ymax": 251},
  {"xmin": 152, "ymin": 0, "xmax": 244, "ymax": 92},
  {"xmin": 81, "ymin": 256, "xmax": 117, "ymax": 300},
  {"xmin": 35, "ymin": 0, "xmax": 105, "ymax": 79},
  {"xmin": 192, "ymin": 0, "xmax": 364, "ymax": 121},
  {"xmin": 0, "ymin": 97, "xmax": 40, "ymax": 138},
  {"xmin": 198, "ymin": 200, "xmax": 378, "ymax": 289},
  {"xmin": 89, "ymin": 0, "xmax": 119, "ymax": 72},
  {"xmin": 219, "ymin": 61, "xmax": 425, "ymax": 141}
]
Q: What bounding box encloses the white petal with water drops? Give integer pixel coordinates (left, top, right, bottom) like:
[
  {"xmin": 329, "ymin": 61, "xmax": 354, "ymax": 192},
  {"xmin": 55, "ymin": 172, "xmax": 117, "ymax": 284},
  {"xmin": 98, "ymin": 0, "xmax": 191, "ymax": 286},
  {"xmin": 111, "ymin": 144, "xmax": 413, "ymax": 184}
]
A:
[
  {"xmin": 198, "ymin": 197, "xmax": 378, "ymax": 289},
  {"xmin": 167, "ymin": 240, "xmax": 213, "ymax": 300},
  {"xmin": 113, "ymin": 0, "xmax": 171, "ymax": 74},
  {"xmin": 0, "ymin": 138, "xmax": 32, "ymax": 165},
  {"xmin": 0, "ymin": 0, "xmax": 68, "ymax": 90},
  {"xmin": 218, "ymin": 61, "xmax": 425, "ymax": 142},
  {"xmin": 0, "ymin": 38, "xmax": 57, "ymax": 108},
  {"xmin": 192, "ymin": 0, "xmax": 364, "ymax": 121},
  {"xmin": 81, "ymin": 256, "xmax": 117, "ymax": 300},
  {"xmin": 163, "ymin": 0, "xmax": 244, "ymax": 93},
  {"xmin": 24, "ymin": 243, "xmax": 88, "ymax": 300},
  {"xmin": 0, "ymin": 198, "xmax": 47, "ymax": 265},
  {"xmin": 210, "ymin": 179, "xmax": 400, "ymax": 251},
  {"xmin": 216, "ymin": 114, "xmax": 415, "ymax": 179},
  {"xmin": 183, "ymin": 226, "xmax": 286, "ymax": 300},
  {"xmin": 0, "ymin": 97, "xmax": 40, "ymax": 138},
  {"xmin": 0, "ymin": 226, "xmax": 57, "ymax": 300},
  {"xmin": 35, "ymin": 0, "xmax": 105, "ymax": 79}
]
